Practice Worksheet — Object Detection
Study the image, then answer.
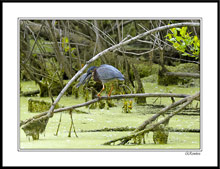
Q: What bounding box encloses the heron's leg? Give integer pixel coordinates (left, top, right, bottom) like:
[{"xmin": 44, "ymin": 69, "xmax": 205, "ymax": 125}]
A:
[
  {"xmin": 97, "ymin": 84, "xmax": 105, "ymax": 97},
  {"xmin": 108, "ymin": 85, "xmax": 114, "ymax": 97}
]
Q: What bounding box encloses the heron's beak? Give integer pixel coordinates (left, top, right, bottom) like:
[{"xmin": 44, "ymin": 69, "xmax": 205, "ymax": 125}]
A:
[
  {"xmin": 85, "ymin": 72, "xmax": 92, "ymax": 82},
  {"xmin": 76, "ymin": 73, "xmax": 92, "ymax": 88}
]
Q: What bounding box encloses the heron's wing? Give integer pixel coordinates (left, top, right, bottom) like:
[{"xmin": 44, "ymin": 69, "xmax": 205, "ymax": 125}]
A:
[
  {"xmin": 76, "ymin": 73, "xmax": 92, "ymax": 88},
  {"xmin": 97, "ymin": 65, "xmax": 124, "ymax": 81}
]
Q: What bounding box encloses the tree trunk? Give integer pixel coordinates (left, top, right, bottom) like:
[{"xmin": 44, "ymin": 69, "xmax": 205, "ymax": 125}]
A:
[{"xmin": 132, "ymin": 64, "xmax": 146, "ymax": 104}]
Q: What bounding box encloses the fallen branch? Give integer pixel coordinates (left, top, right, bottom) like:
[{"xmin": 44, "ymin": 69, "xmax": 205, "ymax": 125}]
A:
[
  {"xmin": 134, "ymin": 93, "xmax": 199, "ymax": 133},
  {"xmin": 103, "ymin": 92, "xmax": 200, "ymax": 145},
  {"xmin": 165, "ymin": 72, "xmax": 200, "ymax": 78},
  {"xmin": 20, "ymin": 92, "xmax": 194, "ymax": 127},
  {"xmin": 79, "ymin": 127, "xmax": 200, "ymax": 133},
  {"xmin": 20, "ymin": 89, "xmax": 40, "ymax": 97},
  {"xmin": 80, "ymin": 126, "xmax": 135, "ymax": 132}
]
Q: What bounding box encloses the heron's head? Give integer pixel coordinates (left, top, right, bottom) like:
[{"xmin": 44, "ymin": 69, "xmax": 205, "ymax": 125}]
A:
[{"xmin": 87, "ymin": 66, "xmax": 97, "ymax": 75}]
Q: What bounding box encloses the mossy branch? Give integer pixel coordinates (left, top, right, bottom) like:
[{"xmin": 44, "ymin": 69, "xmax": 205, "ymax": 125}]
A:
[{"xmin": 20, "ymin": 92, "xmax": 195, "ymax": 127}]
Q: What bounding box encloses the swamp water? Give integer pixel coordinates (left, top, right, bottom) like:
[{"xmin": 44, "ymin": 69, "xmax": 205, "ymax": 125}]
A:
[{"xmin": 19, "ymin": 81, "xmax": 200, "ymax": 150}]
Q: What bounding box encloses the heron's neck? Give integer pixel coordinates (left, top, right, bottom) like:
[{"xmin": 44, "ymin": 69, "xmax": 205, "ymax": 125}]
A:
[{"xmin": 93, "ymin": 69, "xmax": 101, "ymax": 82}]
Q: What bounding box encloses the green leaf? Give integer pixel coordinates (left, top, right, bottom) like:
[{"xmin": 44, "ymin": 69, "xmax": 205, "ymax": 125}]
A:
[
  {"xmin": 180, "ymin": 27, "xmax": 187, "ymax": 37},
  {"xmin": 197, "ymin": 41, "xmax": 200, "ymax": 47},
  {"xmin": 185, "ymin": 38, "xmax": 192, "ymax": 46},
  {"xmin": 165, "ymin": 33, "xmax": 172, "ymax": 39},
  {"xmin": 65, "ymin": 37, "xmax": 69, "ymax": 43},
  {"xmin": 170, "ymin": 27, "xmax": 176, "ymax": 33},
  {"xmin": 173, "ymin": 29, "xmax": 177, "ymax": 36},
  {"xmin": 175, "ymin": 36, "xmax": 183, "ymax": 42},
  {"xmin": 193, "ymin": 35, "xmax": 198, "ymax": 42},
  {"xmin": 64, "ymin": 46, "xmax": 69, "ymax": 52},
  {"xmin": 173, "ymin": 42, "xmax": 180, "ymax": 48},
  {"xmin": 71, "ymin": 48, "xmax": 76, "ymax": 52}
]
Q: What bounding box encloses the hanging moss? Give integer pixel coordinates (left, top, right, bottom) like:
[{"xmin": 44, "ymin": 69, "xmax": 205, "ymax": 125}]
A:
[
  {"xmin": 106, "ymin": 100, "xmax": 117, "ymax": 108},
  {"xmin": 98, "ymin": 100, "xmax": 105, "ymax": 109},
  {"xmin": 89, "ymin": 102, "xmax": 97, "ymax": 109},
  {"xmin": 153, "ymin": 125, "xmax": 169, "ymax": 144},
  {"xmin": 22, "ymin": 116, "xmax": 49, "ymax": 140}
]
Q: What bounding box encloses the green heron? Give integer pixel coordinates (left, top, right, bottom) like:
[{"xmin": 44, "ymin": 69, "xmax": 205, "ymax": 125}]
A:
[{"xmin": 76, "ymin": 64, "xmax": 125, "ymax": 97}]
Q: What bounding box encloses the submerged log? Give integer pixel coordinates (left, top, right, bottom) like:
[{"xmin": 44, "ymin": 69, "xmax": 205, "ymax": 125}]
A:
[
  {"xmin": 165, "ymin": 72, "xmax": 200, "ymax": 78},
  {"xmin": 79, "ymin": 127, "xmax": 200, "ymax": 133},
  {"xmin": 20, "ymin": 89, "xmax": 40, "ymax": 97}
]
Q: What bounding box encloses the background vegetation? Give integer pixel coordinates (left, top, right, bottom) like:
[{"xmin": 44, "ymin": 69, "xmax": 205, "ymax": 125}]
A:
[{"xmin": 20, "ymin": 19, "xmax": 200, "ymax": 149}]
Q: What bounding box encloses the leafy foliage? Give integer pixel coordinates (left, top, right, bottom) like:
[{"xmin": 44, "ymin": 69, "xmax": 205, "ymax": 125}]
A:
[
  {"xmin": 165, "ymin": 27, "xmax": 200, "ymax": 59},
  {"xmin": 61, "ymin": 37, "xmax": 76, "ymax": 56}
]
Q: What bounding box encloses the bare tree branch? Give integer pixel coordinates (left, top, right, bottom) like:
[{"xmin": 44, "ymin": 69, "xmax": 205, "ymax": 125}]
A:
[{"xmin": 20, "ymin": 92, "xmax": 198, "ymax": 127}]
